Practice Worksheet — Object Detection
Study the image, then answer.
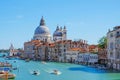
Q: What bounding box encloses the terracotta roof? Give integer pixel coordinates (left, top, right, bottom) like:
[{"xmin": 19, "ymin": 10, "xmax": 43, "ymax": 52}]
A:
[
  {"xmin": 89, "ymin": 45, "xmax": 98, "ymax": 49},
  {"xmin": 24, "ymin": 40, "xmax": 41, "ymax": 45},
  {"xmin": 49, "ymin": 44, "xmax": 55, "ymax": 47},
  {"xmin": 55, "ymin": 40, "xmax": 72, "ymax": 44},
  {"xmin": 68, "ymin": 48, "xmax": 87, "ymax": 52}
]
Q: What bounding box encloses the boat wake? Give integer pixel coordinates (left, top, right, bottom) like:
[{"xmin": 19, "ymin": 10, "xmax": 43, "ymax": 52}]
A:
[{"xmin": 43, "ymin": 68, "xmax": 62, "ymax": 75}]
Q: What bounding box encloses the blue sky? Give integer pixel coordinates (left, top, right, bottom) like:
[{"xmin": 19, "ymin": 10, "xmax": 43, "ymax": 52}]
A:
[{"xmin": 0, "ymin": 0, "xmax": 120, "ymax": 49}]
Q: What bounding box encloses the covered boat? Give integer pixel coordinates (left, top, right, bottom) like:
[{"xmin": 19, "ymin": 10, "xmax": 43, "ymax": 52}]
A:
[{"xmin": 0, "ymin": 71, "xmax": 15, "ymax": 79}]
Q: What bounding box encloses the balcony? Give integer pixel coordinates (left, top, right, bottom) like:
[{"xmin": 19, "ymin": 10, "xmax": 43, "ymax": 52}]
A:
[
  {"xmin": 116, "ymin": 32, "xmax": 120, "ymax": 38},
  {"xmin": 116, "ymin": 35, "xmax": 120, "ymax": 38}
]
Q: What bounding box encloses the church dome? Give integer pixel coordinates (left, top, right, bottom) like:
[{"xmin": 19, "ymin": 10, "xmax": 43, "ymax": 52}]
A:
[
  {"xmin": 34, "ymin": 17, "xmax": 50, "ymax": 35},
  {"xmin": 54, "ymin": 31, "xmax": 63, "ymax": 36},
  {"xmin": 35, "ymin": 26, "xmax": 50, "ymax": 35}
]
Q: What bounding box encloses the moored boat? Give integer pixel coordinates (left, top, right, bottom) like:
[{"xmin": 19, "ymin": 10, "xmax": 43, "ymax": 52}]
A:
[
  {"xmin": 25, "ymin": 59, "xmax": 30, "ymax": 62},
  {"xmin": 0, "ymin": 71, "xmax": 16, "ymax": 79}
]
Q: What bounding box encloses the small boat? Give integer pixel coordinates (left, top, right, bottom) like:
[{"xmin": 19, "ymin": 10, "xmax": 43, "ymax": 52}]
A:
[
  {"xmin": 14, "ymin": 61, "xmax": 16, "ymax": 63},
  {"xmin": 41, "ymin": 61, "xmax": 46, "ymax": 64},
  {"xmin": 0, "ymin": 71, "xmax": 16, "ymax": 79},
  {"xmin": 25, "ymin": 59, "xmax": 30, "ymax": 62},
  {"xmin": 32, "ymin": 71, "xmax": 40, "ymax": 75},
  {"xmin": 12, "ymin": 67, "xmax": 17, "ymax": 70},
  {"xmin": 52, "ymin": 70, "xmax": 61, "ymax": 75},
  {"xmin": 7, "ymin": 73, "xmax": 16, "ymax": 79}
]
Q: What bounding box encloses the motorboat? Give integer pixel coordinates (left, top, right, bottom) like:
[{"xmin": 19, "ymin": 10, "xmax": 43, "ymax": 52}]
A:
[
  {"xmin": 0, "ymin": 71, "xmax": 16, "ymax": 79},
  {"xmin": 41, "ymin": 61, "xmax": 46, "ymax": 64},
  {"xmin": 12, "ymin": 67, "xmax": 17, "ymax": 70},
  {"xmin": 32, "ymin": 71, "xmax": 40, "ymax": 75},
  {"xmin": 52, "ymin": 70, "xmax": 61, "ymax": 75}
]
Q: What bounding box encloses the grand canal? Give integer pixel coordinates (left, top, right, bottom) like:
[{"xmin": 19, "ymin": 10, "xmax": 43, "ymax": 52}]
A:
[{"xmin": 0, "ymin": 53, "xmax": 120, "ymax": 80}]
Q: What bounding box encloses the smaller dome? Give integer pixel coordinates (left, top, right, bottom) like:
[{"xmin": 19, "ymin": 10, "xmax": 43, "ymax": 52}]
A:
[{"xmin": 54, "ymin": 31, "xmax": 63, "ymax": 36}]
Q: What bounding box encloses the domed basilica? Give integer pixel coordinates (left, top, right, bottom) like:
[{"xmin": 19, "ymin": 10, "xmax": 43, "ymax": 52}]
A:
[
  {"xmin": 33, "ymin": 17, "xmax": 67, "ymax": 42},
  {"xmin": 33, "ymin": 16, "xmax": 51, "ymax": 42}
]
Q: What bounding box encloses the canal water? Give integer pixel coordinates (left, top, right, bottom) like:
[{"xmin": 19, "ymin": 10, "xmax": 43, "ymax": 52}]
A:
[{"xmin": 0, "ymin": 53, "xmax": 120, "ymax": 80}]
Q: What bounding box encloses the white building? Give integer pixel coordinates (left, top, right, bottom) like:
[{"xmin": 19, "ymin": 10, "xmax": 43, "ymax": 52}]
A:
[
  {"xmin": 107, "ymin": 26, "xmax": 120, "ymax": 70},
  {"xmin": 88, "ymin": 54, "xmax": 98, "ymax": 64},
  {"xmin": 9, "ymin": 44, "xmax": 18, "ymax": 56},
  {"xmin": 77, "ymin": 53, "xmax": 98, "ymax": 64},
  {"xmin": 65, "ymin": 50, "xmax": 79, "ymax": 63},
  {"xmin": 24, "ymin": 41, "xmax": 35, "ymax": 59},
  {"xmin": 54, "ymin": 40, "xmax": 71, "ymax": 62}
]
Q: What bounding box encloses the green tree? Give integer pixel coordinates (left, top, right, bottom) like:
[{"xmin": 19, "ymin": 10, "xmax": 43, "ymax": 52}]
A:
[{"xmin": 98, "ymin": 36, "xmax": 107, "ymax": 49}]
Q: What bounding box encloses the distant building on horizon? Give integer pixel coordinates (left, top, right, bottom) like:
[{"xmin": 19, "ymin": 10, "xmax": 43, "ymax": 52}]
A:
[{"xmin": 9, "ymin": 44, "xmax": 18, "ymax": 56}]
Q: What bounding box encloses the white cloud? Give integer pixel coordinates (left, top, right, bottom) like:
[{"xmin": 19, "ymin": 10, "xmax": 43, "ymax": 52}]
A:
[
  {"xmin": 66, "ymin": 21, "xmax": 84, "ymax": 27},
  {"xmin": 16, "ymin": 15, "xmax": 24, "ymax": 19}
]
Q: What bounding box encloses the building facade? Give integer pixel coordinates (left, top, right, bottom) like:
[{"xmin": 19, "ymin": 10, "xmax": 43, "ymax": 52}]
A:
[
  {"xmin": 107, "ymin": 26, "xmax": 120, "ymax": 70},
  {"xmin": 24, "ymin": 40, "xmax": 41, "ymax": 59},
  {"xmin": 9, "ymin": 44, "xmax": 18, "ymax": 56},
  {"xmin": 77, "ymin": 53, "xmax": 98, "ymax": 65},
  {"xmin": 98, "ymin": 49, "xmax": 107, "ymax": 66},
  {"xmin": 65, "ymin": 40, "xmax": 88, "ymax": 63},
  {"xmin": 65, "ymin": 50, "xmax": 79, "ymax": 63}
]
